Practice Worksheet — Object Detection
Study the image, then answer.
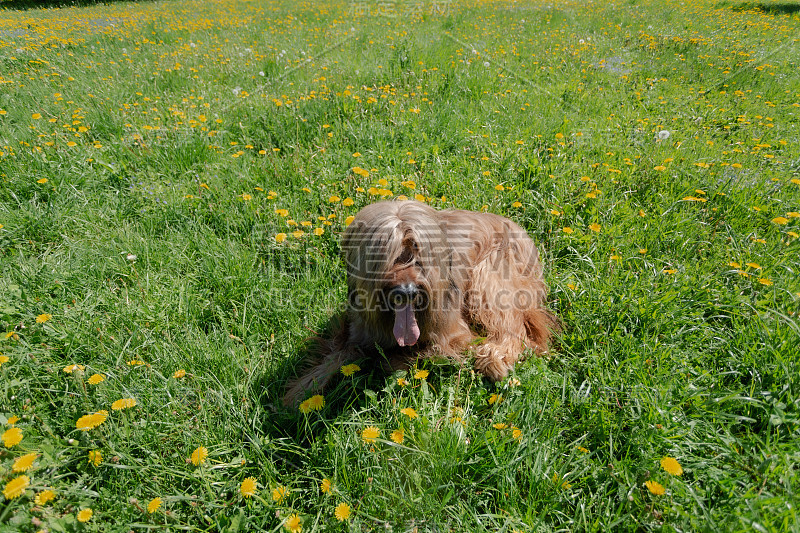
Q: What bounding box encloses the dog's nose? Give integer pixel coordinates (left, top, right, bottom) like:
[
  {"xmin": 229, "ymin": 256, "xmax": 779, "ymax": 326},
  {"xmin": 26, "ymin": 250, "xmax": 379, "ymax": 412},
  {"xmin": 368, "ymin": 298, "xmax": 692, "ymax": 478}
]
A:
[{"xmin": 389, "ymin": 283, "xmax": 419, "ymax": 308}]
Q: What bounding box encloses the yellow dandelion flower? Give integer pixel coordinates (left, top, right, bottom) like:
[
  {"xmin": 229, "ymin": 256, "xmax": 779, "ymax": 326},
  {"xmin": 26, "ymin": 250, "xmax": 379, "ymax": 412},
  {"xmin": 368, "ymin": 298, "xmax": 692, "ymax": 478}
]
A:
[
  {"xmin": 390, "ymin": 429, "xmax": 404, "ymax": 444},
  {"xmin": 660, "ymin": 457, "xmax": 683, "ymax": 476},
  {"xmin": 3, "ymin": 475, "xmax": 29, "ymax": 500},
  {"xmin": 32, "ymin": 113, "xmax": 42, "ymax": 120},
  {"xmin": 329, "ymin": 196, "xmax": 341, "ymax": 203},
  {"xmin": 88, "ymin": 450, "xmax": 102, "ymax": 467},
  {"xmin": 400, "ymin": 407, "xmax": 418, "ymax": 419},
  {"xmin": 351, "ymin": 166, "xmax": 369, "ymax": 177},
  {"xmin": 275, "ymin": 209, "xmax": 289, "ymax": 217},
  {"xmin": 284, "ymin": 513, "xmax": 302, "ymax": 533},
  {"xmin": 589, "ymin": 223, "xmax": 601, "ymax": 233},
  {"xmin": 63, "ymin": 364, "xmax": 85, "ymax": 374},
  {"xmin": 12, "ymin": 453, "xmax": 37, "ymax": 472},
  {"xmin": 562, "ymin": 227, "xmax": 574, "ymax": 234},
  {"xmin": 757, "ymin": 278, "xmax": 773, "ymax": 286},
  {"xmin": 35, "ymin": 313, "xmax": 52, "ymax": 323},
  {"xmin": 663, "ymin": 269, "xmax": 677, "ymax": 275},
  {"xmin": 413, "ymin": 369, "xmax": 429, "ymax": 380},
  {"xmin": 495, "ymin": 184, "xmax": 505, "ymax": 191},
  {"xmin": 147, "ymin": 496, "xmax": 162, "ymax": 513},
  {"xmin": 191, "ymin": 446, "xmax": 208, "ymax": 466},
  {"xmin": 76, "ymin": 508, "xmax": 93, "ymax": 522},
  {"xmin": 0, "ymin": 355, "xmax": 9, "ymax": 367},
  {"xmin": 341, "ymin": 363, "xmax": 360, "ymax": 376},
  {"xmin": 512, "ymin": 428, "xmax": 523, "ymax": 440},
  {"xmin": 334, "ymin": 502, "xmax": 351, "ymax": 521},
  {"xmin": 361, "ymin": 426, "xmax": 380, "ymax": 443},
  {"xmin": 313, "ymin": 227, "xmax": 324, "ymax": 236},
  {"xmin": 352, "ymin": 152, "xmax": 361, "ymax": 157},
  {"xmin": 488, "ymin": 393, "xmax": 502, "ymax": 405},
  {"xmin": 321, "ymin": 478, "xmax": 332, "ymax": 494},
  {"xmin": 240, "ymin": 477, "xmax": 257, "ymax": 498},
  {"xmin": 7, "ymin": 416, "xmax": 18, "ymax": 425},
  {"xmin": 272, "ymin": 485, "xmax": 287, "ymax": 504},
  {"xmin": 512, "ymin": 201, "xmax": 523, "ymax": 208},
  {"xmin": 654, "ymin": 165, "xmax": 667, "ymax": 171},
  {"xmin": 772, "ymin": 217, "xmax": 789, "ymax": 225},
  {"xmin": 173, "ymin": 369, "xmax": 186, "ymax": 378},
  {"xmin": 299, "ymin": 399, "xmax": 312, "ymax": 414},
  {"xmin": 111, "ymin": 398, "xmax": 137, "ymax": 411},
  {"xmin": 276, "ymin": 233, "xmax": 288, "ymax": 243},
  {"xmin": 35, "ymin": 489, "xmax": 56, "ymax": 505},
  {"xmin": 577, "ymin": 446, "xmax": 589, "ymax": 453},
  {"xmin": 306, "ymin": 395, "xmax": 325, "ymax": 411},
  {"xmin": 342, "ymin": 197, "xmax": 354, "ymax": 206},
  {"xmin": 397, "ymin": 377, "xmax": 408, "ymax": 387},
  {"xmin": 345, "ymin": 216, "xmax": 355, "ymax": 226},
  {"xmin": 87, "ymin": 373, "xmax": 105, "ymax": 385},
  {"xmin": 493, "ymin": 422, "xmax": 508, "ymax": 430},
  {"xmin": 2, "ymin": 427, "xmax": 23, "ymax": 447},
  {"xmin": 76, "ymin": 411, "xmax": 107, "ymax": 431},
  {"xmin": 644, "ymin": 480, "xmax": 665, "ymax": 495}
]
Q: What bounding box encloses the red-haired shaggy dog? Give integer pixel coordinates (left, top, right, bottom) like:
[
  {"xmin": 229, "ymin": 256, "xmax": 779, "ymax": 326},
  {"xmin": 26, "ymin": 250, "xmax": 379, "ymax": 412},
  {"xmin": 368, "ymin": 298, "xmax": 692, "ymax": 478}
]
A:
[{"xmin": 284, "ymin": 200, "xmax": 557, "ymax": 405}]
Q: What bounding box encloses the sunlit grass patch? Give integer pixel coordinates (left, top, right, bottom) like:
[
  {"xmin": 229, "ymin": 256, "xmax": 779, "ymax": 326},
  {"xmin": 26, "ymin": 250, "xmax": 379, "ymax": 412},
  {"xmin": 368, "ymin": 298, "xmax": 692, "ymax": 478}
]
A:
[{"xmin": 0, "ymin": 0, "xmax": 798, "ymax": 530}]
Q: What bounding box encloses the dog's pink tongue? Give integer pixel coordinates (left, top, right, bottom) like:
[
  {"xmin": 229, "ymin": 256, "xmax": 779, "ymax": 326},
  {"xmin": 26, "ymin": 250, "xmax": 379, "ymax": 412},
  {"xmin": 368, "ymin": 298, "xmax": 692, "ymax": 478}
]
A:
[{"xmin": 393, "ymin": 303, "xmax": 420, "ymax": 346}]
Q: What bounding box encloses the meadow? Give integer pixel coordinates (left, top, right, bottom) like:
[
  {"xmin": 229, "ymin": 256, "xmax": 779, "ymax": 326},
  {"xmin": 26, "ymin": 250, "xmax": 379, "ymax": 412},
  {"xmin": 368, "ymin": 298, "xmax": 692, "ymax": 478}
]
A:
[{"xmin": 0, "ymin": 0, "xmax": 799, "ymax": 530}]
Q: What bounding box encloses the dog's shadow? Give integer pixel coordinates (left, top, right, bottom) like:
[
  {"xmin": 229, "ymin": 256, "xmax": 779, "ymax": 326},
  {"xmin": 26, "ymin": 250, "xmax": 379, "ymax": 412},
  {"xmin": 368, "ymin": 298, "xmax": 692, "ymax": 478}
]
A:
[
  {"xmin": 254, "ymin": 314, "xmax": 470, "ymax": 446},
  {"xmin": 254, "ymin": 314, "xmax": 391, "ymax": 442}
]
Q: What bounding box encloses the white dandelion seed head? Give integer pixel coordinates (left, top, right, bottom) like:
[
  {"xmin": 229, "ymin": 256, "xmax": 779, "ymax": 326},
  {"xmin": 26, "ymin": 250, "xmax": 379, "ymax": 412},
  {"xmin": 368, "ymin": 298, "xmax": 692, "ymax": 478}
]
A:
[
  {"xmin": 484, "ymin": 61, "xmax": 490, "ymax": 67},
  {"xmin": 126, "ymin": 253, "xmax": 137, "ymax": 261},
  {"xmin": 657, "ymin": 130, "xmax": 670, "ymax": 140},
  {"xmin": 259, "ymin": 71, "xmax": 265, "ymax": 76}
]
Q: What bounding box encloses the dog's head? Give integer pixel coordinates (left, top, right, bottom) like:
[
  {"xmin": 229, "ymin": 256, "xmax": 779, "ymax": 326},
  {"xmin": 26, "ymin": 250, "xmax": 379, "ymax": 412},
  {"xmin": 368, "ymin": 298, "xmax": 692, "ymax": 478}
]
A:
[{"xmin": 342, "ymin": 201, "xmax": 450, "ymax": 347}]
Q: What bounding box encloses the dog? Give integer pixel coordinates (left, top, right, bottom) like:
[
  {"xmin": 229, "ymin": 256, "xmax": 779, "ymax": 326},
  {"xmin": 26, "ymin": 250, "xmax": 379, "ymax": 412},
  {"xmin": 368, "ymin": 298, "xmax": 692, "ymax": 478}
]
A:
[{"xmin": 283, "ymin": 200, "xmax": 557, "ymax": 405}]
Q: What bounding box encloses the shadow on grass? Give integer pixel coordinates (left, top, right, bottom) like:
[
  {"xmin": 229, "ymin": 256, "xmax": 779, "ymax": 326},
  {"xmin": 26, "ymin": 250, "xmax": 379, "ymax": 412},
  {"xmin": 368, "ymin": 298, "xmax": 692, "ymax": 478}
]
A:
[
  {"xmin": 1, "ymin": 0, "xmax": 152, "ymax": 9},
  {"xmin": 256, "ymin": 313, "xmax": 469, "ymax": 446},
  {"xmin": 722, "ymin": 1, "xmax": 800, "ymax": 14}
]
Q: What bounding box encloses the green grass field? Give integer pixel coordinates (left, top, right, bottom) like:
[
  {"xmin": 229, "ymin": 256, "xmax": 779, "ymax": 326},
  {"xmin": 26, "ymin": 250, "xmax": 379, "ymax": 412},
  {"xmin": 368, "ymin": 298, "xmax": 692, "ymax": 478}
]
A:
[{"xmin": 1, "ymin": 0, "xmax": 799, "ymax": 530}]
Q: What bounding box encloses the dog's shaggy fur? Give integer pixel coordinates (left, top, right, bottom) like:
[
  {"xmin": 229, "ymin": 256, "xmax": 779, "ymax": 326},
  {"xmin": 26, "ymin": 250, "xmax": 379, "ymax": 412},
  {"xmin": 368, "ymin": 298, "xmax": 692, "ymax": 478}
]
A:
[{"xmin": 283, "ymin": 200, "xmax": 557, "ymax": 405}]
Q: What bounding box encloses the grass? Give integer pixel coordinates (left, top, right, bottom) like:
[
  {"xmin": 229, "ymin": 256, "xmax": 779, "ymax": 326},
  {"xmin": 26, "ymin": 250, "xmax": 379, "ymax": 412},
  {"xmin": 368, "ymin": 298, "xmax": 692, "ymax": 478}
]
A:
[{"xmin": 0, "ymin": 0, "xmax": 799, "ymax": 530}]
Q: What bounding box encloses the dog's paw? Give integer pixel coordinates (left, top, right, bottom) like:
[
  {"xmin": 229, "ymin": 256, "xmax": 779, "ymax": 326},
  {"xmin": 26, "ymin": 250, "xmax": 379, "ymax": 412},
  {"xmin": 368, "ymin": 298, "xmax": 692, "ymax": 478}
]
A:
[{"xmin": 473, "ymin": 343, "xmax": 512, "ymax": 382}]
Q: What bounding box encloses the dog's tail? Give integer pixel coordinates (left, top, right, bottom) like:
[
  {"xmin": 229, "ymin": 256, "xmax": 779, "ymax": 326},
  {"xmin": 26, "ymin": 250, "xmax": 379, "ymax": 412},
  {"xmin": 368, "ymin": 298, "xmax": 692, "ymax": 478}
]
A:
[{"xmin": 524, "ymin": 306, "xmax": 561, "ymax": 354}]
